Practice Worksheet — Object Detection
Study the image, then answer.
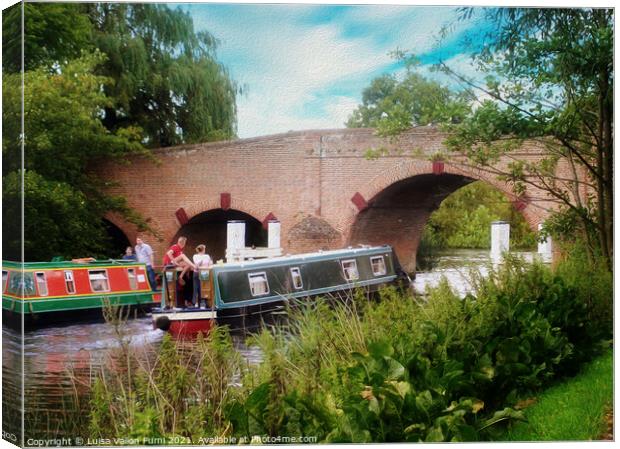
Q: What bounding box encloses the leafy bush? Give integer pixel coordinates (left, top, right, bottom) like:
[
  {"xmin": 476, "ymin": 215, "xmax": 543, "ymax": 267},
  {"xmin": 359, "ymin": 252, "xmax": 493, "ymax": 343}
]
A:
[{"xmin": 225, "ymin": 254, "xmax": 611, "ymax": 442}]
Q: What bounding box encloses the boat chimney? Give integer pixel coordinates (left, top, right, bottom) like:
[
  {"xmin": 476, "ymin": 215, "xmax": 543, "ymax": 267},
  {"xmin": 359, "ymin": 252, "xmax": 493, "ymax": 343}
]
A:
[
  {"xmin": 537, "ymin": 223, "xmax": 552, "ymax": 263},
  {"xmin": 268, "ymin": 220, "xmax": 281, "ymax": 249},
  {"xmin": 490, "ymin": 220, "xmax": 510, "ymax": 264},
  {"xmin": 227, "ymin": 220, "xmax": 246, "ymax": 252}
]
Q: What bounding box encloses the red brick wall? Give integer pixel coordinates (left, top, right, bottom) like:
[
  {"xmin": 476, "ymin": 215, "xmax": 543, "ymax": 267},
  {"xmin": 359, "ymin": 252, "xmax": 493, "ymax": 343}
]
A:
[{"xmin": 97, "ymin": 127, "xmax": 562, "ymax": 271}]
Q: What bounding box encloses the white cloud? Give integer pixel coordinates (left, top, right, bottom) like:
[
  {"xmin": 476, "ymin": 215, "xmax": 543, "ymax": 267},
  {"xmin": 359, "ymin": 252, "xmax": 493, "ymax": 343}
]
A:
[
  {"xmin": 198, "ymin": 10, "xmax": 395, "ymax": 136},
  {"xmin": 324, "ymin": 96, "xmax": 361, "ymax": 127},
  {"xmin": 417, "ymin": 53, "xmax": 487, "ymax": 91},
  {"xmin": 188, "ymin": 4, "xmax": 482, "ymax": 137}
]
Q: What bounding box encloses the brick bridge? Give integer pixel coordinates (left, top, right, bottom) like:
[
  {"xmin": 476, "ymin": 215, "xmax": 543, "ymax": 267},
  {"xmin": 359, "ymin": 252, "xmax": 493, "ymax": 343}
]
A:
[{"xmin": 99, "ymin": 127, "xmax": 561, "ymax": 271}]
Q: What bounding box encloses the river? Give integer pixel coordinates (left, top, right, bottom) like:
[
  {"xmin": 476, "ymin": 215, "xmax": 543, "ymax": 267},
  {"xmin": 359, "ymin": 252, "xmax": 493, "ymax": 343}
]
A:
[{"xmin": 2, "ymin": 249, "xmax": 536, "ymax": 442}]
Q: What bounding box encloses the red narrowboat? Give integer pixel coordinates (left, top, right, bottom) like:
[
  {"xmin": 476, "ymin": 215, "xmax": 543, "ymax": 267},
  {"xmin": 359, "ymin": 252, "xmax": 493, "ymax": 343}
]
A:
[{"xmin": 2, "ymin": 259, "xmax": 161, "ymax": 327}]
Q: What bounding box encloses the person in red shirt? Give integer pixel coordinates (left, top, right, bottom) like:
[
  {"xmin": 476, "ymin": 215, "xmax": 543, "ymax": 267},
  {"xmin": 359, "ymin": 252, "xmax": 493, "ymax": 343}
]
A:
[{"xmin": 163, "ymin": 236, "xmax": 196, "ymax": 285}]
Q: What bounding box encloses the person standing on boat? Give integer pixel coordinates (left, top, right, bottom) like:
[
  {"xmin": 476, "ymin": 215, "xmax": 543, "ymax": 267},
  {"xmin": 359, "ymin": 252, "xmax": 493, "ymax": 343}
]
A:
[
  {"xmin": 163, "ymin": 236, "xmax": 196, "ymax": 286},
  {"xmin": 192, "ymin": 244, "xmax": 213, "ymax": 306},
  {"xmin": 122, "ymin": 246, "xmax": 137, "ymax": 261},
  {"xmin": 135, "ymin": 237, "xmax": 157, "ymax": 291}
]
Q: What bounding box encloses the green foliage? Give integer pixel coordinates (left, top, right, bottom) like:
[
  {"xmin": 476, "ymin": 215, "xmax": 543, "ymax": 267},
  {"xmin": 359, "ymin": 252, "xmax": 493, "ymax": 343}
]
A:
[
  {"xmin": 2, "ymin": 53, "xmax": 150, "ymax": 261},
  {"xmin": 350, "ymin": 8, "xmax": 613, "ymax": 268},
  {"xmin": 442, "ymin": 8, "xmax": 613, "ymax": 267},
  {"xmin": 2, "ymin": 3, "xmax": 93, "ymax": 72},
  {"xmin": 88, "ymin": 327, "xmax": 242, "ymax": 441},
  {"xmin": 223, "ymin": 253, "xmax": 610, "ymax": 442},
  {"xmin": 2, "ymin": 3, "xmax": 239, "ymax": 261},
  {"xmin": 420, "ymin": 181, "xmax": 537, "ymax": 251},
  {"xmin": 3, "ymin": 171, "xmax": 111, "ymax": 261},
  {"xmin": 346, "ymin": 65, "xmax": 473, "ymax": 135},
  {"xmin": 85, "ymin": 3, "xmax": 238, "ymax": 146}
]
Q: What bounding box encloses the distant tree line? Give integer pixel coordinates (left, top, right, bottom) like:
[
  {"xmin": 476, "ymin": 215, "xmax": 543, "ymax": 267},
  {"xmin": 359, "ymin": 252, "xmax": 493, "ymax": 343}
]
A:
[
  {"xmin": 2, "ymin": 3, "xmax": 239, "ymax": 261},
  {"xmin": 422, "ymin": 181, "xmax": 537, "ymax": 251}
]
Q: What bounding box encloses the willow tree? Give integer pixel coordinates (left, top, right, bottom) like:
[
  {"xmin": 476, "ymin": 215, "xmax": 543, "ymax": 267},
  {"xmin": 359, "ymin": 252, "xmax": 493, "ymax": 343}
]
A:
[
  {"xmin": 2, "ymin": 3, "xmax": 239, "ymax": 260},
  {"xmin": 86, "ymin": 3, "xmax": 239, "ymax": 147},
  {"xmin": 2, "ymin": 2, "xmax": 92, "ymax": 72},
  {"xmin": 2, "ymin": 54, "xmax": 149, "ymax": 261}
]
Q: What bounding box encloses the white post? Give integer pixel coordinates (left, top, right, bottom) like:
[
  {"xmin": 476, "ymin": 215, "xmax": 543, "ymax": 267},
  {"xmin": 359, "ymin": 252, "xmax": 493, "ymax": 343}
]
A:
[
  {"xmin": 268, "ymin": 220, "xmax": 281, "ymax": 249},
  {"xmin": 490, "ymin": 221, "xmax": 510, "ymax": 264},
  {"xmin": 537, "ymin": 223, "xmax": 553, "ymax": 263},
  {"xmin": 226, "ymin": 220, "xmax": 246, "ymax": 262}
]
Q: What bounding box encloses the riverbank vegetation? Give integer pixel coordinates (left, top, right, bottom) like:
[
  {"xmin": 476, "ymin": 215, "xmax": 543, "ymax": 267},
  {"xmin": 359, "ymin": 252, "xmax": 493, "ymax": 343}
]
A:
[{"xmin": 38, "ymin": 246, "xmax": 611, "ymax": 443}]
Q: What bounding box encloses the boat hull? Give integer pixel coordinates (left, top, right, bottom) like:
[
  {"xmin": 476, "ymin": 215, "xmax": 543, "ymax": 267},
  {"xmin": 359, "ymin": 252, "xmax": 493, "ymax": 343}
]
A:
[
  {"xmin": 3, "ymin": 301, "xmax": 159, "ymax": 330},
  {"xmin": 152, "ymin": 309, "xmax": 216, "ymax": 338}
]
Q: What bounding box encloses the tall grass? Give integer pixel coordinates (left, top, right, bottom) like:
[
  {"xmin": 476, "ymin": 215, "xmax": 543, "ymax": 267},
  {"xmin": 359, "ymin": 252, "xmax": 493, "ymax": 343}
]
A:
[{"xmin": 87, "ymin": 326, "xmax": 243, "ymax": 441}]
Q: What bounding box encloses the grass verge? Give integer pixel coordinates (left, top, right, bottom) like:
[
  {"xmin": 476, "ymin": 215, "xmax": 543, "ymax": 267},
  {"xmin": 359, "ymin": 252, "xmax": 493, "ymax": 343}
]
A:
[{"xmin": 500, "ymin": 348, "xmax": 613, "ymax": 441}]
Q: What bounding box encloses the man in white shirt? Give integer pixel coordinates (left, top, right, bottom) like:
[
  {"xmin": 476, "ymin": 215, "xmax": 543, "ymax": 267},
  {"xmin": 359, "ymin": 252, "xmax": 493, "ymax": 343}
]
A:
[{"xmin": 135, "ymin": 237, "xmax": 157, "ymax": 291}]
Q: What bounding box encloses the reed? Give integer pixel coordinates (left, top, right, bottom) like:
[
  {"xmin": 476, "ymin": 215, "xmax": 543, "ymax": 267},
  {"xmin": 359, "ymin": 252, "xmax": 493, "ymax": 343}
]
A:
[{"xmin": 87, "ymin": 323, "xmax": 244, "ymax": 441}]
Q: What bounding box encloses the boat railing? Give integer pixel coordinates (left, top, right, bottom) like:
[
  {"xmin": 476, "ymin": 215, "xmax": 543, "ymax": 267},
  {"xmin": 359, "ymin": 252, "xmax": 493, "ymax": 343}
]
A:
[{"xmin": 160, "ymin": 266, "xmax": 214, "ymax": 310}]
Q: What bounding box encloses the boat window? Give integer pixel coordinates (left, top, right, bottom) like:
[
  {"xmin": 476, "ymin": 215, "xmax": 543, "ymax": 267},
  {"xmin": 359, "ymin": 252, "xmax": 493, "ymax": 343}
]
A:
[
  {"xmin": 2, "ymin": 271, "xmax": 7, "ymax": 293},
  {"xmin": 35, "ymin": 272, "xmax": 48, "ymax": 296},
  {"xmin": 8, "ymin": 272, "xmax": 35, "ymax": 296},
  {"xmin": 88, "ymin": 270, "xmax": 110, "ymax": 292},
  {"xmin": 64, "ymin": 270, "xmax": 76, "ymax": 294},
  {"xmin": 248, "ymin": 272, "xmax": 269, "ymax": 296},
  {"xmin": 127, "ymin": 268, "xmax": 138, "ymax": 290},
  {"xmin": 290, "ymin": 267, "xmax": 303, "ymax": 289},
  {"xmin": 370, "ymin": 256, "xmax": 387, "ymax": 276},
  {"xmin": 341, "ymin": 259, "xmax": 359, "ymax": 281}
]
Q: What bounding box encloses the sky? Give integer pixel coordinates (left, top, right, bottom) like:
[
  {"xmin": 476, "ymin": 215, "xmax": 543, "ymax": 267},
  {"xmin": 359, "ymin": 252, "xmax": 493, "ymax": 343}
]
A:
[{"xmin": 182, "ymin": 3, "xmax": 494, "ymax": 138}]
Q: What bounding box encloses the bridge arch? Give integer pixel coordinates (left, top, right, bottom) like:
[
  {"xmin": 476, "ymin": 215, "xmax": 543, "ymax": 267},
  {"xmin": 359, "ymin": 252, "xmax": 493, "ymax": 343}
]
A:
[
  {"xmin": 172, "ymin": 208, "xmax": 267, "ymax": 262},
  {"xmin": 345, "ymin": 160, "xmax": 542, "ymax": 271},
  {"xmin": 102, "ymin": 218, "xmax": 131, "ymax": 258}
]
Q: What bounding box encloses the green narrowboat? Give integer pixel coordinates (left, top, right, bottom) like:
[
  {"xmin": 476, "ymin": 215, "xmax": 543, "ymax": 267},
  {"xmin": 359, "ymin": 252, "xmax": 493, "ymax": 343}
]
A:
[{"xmin": 152, "ymin": 245, "xmax": 409, "ymax": 336}]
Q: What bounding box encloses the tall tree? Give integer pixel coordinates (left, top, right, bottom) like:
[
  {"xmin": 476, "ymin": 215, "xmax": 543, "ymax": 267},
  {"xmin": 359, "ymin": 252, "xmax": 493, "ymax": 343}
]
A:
[
  {"xmin": 85, "ymin": 3, "xmax": 238, "ymax": 147},
  {"xmin": 2, "ymin": 2, "xmax": 93, "ymax": 72},
  {"xmin": 2, "ymin": 3, "xmax": 240, "ymax": 260},
  {"xmin": 2, "ymin": 53, "xmax": 148, "ymax": 261},
  {"xmin": 3, "ymin": 3, "xmax": 238, "ymax": 146},
  {"xmin": 347, "ymin": 65, "xmax": 473, "ymax": 135},
  {"xmin": 435, "ymin": 8, "xmax": 613, "ymax": 268}
]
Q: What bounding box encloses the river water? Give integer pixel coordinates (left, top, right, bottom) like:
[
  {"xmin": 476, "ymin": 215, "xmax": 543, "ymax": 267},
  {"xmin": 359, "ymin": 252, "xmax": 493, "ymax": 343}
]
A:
[{"xmin": 2, "ymin": 249, "xmax": 535, "ymax": 442}]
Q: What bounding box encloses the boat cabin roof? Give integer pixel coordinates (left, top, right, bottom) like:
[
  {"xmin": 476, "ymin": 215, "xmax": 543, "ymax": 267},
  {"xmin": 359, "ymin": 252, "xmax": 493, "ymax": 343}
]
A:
[
  {"xmin": 2, "ymin": 259, "xmax": 145, "ymax": 271},
  {"xmin": 211, "ymin": 245, "xmax": 393, "ymax": 273}
]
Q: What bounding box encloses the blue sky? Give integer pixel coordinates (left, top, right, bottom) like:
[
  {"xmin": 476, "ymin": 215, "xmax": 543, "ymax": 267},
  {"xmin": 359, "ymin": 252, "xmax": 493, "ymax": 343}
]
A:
[{"xmin": 182, "ymin": 3, "xmax": 492, "ymax": 138}]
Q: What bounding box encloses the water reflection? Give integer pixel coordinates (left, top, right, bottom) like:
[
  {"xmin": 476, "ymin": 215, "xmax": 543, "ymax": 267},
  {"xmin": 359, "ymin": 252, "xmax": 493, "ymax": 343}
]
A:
[{"xmin": 414, "ymin": 249, "xmax": 535, "ymax": 297}]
